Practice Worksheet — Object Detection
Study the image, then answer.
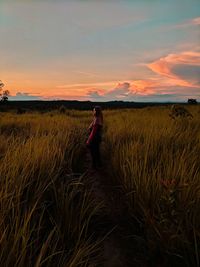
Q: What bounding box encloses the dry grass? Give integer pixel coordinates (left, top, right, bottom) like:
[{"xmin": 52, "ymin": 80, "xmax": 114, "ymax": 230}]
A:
[
  {"xmin": 0, "ymin": 111, "xmax": 103, "ymax": 267},
  {"xmin": 104, "ymin": 105, "xmax": 200, "ymax": 265},
  {"xmin": 0, "ymin": 106, "xmax": 199, "ymax": 266}
]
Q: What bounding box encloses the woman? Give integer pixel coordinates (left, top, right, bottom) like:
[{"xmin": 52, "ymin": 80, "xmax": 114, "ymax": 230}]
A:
[{"xmin": 86, "ymin": 106, "xmax": 103, "ymax": 169}]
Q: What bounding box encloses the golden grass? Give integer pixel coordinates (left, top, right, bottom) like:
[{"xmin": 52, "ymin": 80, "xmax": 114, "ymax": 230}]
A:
[
  {"xmin": 104, "ymin": 106, "xmax": 200, "ymax": 264},
  {"xmin": 0, "ymin": 106, "xmax": 199, "ymax": 266},
  {"xmin": 0, "ymin": 112, "xmax": 102, "ymax": 266}
]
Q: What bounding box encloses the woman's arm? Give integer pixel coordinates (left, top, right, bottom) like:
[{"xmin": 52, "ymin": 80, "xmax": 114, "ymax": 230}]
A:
[
  {"xmin": 86, "ymin": 124, "xmax": 99, "ymax": 145},
  {"xmin": 88, "ymin": 121, "xmax": 94, "ymax": 133},
  {"xmin": 88, "ymin": 122, "xmax": 93, "ymax": 130}
]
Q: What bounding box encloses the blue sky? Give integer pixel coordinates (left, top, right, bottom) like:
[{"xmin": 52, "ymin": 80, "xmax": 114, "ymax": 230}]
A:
[{"xmin": 0, "ymin": 0, "xmax": 199, "ymax": 101}]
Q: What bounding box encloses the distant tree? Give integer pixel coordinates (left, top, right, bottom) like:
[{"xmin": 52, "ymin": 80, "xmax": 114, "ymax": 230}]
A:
[
  {"xmin": 188, "ymin": 98, "xmax": 197, "ymax": 104},
  {"xmin": 1, "ymin": 90, "xmax": 10, "ymax": 102},
  {"xmin": 0, "ymin": 80, "xmax": 10, "ymax": 102},
  {"xmin": 0, "ymin": 80, "xmax": 4, "ymax": 90}
]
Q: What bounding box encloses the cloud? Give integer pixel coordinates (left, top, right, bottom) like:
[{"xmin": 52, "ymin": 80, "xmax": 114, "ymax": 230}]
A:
[
  {"xmin": 87, "ymin": 81, "xmax": 156, "ymax": 101},
  {"xmin": 87, "ymin": 76, "xmax": 200, "ymax": 102},
  {"xmin": 191, "ymin": 17, "xmax": 200, "ymax": 25},
  {"xmin": 175, "ymin": 17, "xmax": 200, "ymax": 28},
  {"xmin": 72, "ymin": 70, "xmax": 100, "ymax": 78},
  {"xmin": 172, "ymin": 65, "xmax": 200, "ymax": 86},
  {"xmin": 56, "ymin": 81, "xmax": 118, "ymax": 89},
  {"xmin": 133, "ymin": 91, "xmax": 200, "ymax": 102},
  {"xmin": 10, "ymin": 92, "xmax": 43, "ymax": 101},
  {"xmin": 105, "ymin": 82, "xmax": 132, "ymax": 98},
  {"xmin": 131, "ymin": 80, "xmax": 156, "ymax": 95},
  {"xmin": 147, "ymin": 51, "xmax": 200, "ymax": 88},
  {"xmin": 87, "ymin": 82, "xmax": 129, "ymax": 101},
  {"xmin": 87, "ymin": 83, "xmax": 200, "ymax": 102},
  {"xmin": 88, "ymin": 91, "xmax": 104, "ymax": 101}
]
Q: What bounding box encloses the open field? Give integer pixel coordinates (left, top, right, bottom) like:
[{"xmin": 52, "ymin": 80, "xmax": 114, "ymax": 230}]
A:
[{"xmin": 0, "ymin": 105, "xmax": 200, "ymax": 267}]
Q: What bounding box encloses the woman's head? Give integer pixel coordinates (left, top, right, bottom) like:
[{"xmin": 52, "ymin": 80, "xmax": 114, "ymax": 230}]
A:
[
  {"xmin": 93, "ymin": 106, "xmax": 103, "ymax": 125},
  {"xmin": 93, "ymin": 106, "xmax": 102, "ymax": 117}
]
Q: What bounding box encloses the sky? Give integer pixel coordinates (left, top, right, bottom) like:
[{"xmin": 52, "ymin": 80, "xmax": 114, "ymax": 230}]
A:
[{"xmin": 0, "ymin": 0, "xmax": 199, "ymax": 102}]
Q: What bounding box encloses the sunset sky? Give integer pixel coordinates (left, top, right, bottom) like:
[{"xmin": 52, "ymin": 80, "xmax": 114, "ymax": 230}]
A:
[{"xmin": 0, "ymin": 0, "xmax": 199, "ymax": 101}]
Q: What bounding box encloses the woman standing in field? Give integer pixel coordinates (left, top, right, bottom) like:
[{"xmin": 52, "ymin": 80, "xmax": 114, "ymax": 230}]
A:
[{"xmin": 86, "ymin": 106, "xmax": 103, "ymax": 169}]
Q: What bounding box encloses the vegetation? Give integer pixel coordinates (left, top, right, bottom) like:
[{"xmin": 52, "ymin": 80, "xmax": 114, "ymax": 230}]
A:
[
  {"xmin": 0, "ymin": 112, "xmax": 104, "ymax": 266},
  {"xmin": 0, "ymin": 80, "xmax": 10, "ymax": 102},
  {"xmin": 0, "ymin": 105, "xmax": 199, "ymax": 266},
  {"xmin": 188, "ymin": 99, "xmax": 197, "ymax": 105},
  {"xmin": 105, "ymin": 106, "xmax": 200, "ymax": 266},
  {"xmin": 169, "ymin": 105, "xmax": 193, "ymax": 119}
]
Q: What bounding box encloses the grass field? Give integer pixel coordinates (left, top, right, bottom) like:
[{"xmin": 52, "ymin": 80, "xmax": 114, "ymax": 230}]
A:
[{"xmin": 0, "ymin": 105, "xmax": 199, "ymax": 267}]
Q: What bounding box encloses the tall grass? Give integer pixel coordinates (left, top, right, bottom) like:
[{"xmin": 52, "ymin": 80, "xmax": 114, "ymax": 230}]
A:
[
  {"xmin": 0, "ymin": 112, "xmax": 103, "ymax": 267},
  {"xmin": 104, "ymin": 106, "xmax": 200, "ymax": 265},
  {"xmin": 1, "ymin": 106, "xmax": 199, "ymax": 266}
]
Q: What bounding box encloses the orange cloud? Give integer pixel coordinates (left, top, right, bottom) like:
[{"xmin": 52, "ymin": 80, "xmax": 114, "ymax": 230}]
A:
[
  {"xmin": 56, "ymin": 81, "xmax": 119, "ymax": 89},
  {"xmin": 130, "ymin": 80, "xmax": 156, "ymax": 95},
  {"xmin": 147, "ymin": 51, "xmax": 200, "ymax": 88},
  {"xmin": 87, "ymin": 80, "xmax": 159, "ymax": 100}
]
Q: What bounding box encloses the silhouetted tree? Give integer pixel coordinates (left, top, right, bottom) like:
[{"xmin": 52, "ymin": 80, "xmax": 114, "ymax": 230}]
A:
[
  {"xmin": 0, "ymin": 80, "xmax": 4, "ymax": 90},
  {"xmin": 188, "ymin": 99, "xmax": 197, "ymax": 104},
  {"xmin": 0, "ymin": 80, "xmax": 10, "ymax": 102}
]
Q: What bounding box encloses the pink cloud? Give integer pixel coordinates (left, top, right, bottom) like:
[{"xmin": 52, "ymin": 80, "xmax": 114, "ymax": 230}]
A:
[
  {"xmin": 87, "ymin": 81, "xmax": 157, "ymax": 100},
  {"xmin": 86, "ymin": 49, "xmax": 200, "ymax": 102},
  {"xmin": 173, "ymin": 17, "xmax": 200, "ymax": 28},
  {"xmin": 88, "ymin": 82, "xmax": 132, "ymax": 100},
  {"xmin": 147, "ymin": 51, "xmax": 200, "ymax": 88},
  {"xmin": 191, "ymin": 17, "xmax": 200, "ymax": 25},
  {"xmin": 130, "ymin": 80, "xmax": 156, "ymax": 95}
]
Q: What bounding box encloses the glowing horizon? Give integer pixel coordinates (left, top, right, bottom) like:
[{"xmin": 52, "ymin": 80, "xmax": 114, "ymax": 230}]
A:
[{"xmin": 0, "ymin": 0, "xmax": 199, "ymax": 102}]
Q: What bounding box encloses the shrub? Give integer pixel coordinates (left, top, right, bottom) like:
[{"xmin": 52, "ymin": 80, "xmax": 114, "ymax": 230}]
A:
[
  {"xmin": 59, "ymin": 105, "xmax": 66, "ymax": 114},
  {"xmin": 169, "ymin": 105, "xmax": 193, "ymax": 119}
]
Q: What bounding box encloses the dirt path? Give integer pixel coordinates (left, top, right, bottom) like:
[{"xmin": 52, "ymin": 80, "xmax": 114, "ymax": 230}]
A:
[{"xmin": 82, "ymin": 150, "xmax": 148, "ymax": 267}]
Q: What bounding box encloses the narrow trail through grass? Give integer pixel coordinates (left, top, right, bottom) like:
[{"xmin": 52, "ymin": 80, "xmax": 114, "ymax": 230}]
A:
[{"xmin": 79, "ymin": 148, "xmax": 149, "ymax": 267}]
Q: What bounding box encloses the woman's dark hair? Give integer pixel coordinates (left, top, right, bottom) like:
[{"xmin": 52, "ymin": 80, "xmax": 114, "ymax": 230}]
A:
[{"xmin": 94, "ymin": 106, "xmax": 102, "ymax": 117}]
